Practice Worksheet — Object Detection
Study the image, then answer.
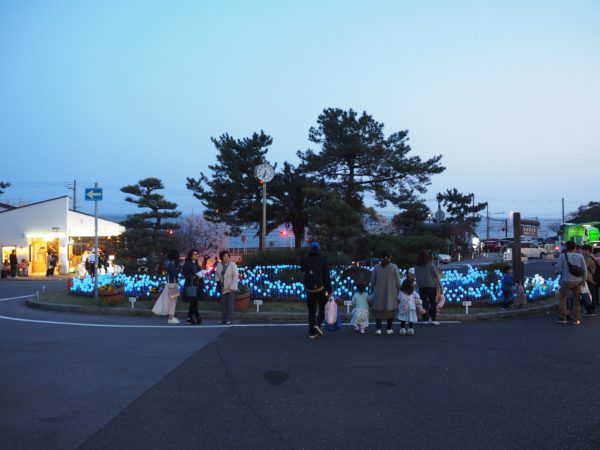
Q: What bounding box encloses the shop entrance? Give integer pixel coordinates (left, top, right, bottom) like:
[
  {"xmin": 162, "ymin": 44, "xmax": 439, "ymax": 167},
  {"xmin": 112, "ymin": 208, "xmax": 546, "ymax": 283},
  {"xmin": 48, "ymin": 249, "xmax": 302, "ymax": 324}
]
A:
[
  {"xmin": 2, "ymin": 246, "xmax": 16, "ymax": 264},
  {"xmin": 30, "ymin": 239, "xmax": 59, "ymax": 274}
]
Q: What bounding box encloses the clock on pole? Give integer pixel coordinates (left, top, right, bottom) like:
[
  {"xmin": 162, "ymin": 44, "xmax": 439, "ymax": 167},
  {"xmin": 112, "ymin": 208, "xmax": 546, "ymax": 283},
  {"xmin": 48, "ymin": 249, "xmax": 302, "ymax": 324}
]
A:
[{"xmin": 255, "ymin": 163, "xmax": 274, "ymax": 250}]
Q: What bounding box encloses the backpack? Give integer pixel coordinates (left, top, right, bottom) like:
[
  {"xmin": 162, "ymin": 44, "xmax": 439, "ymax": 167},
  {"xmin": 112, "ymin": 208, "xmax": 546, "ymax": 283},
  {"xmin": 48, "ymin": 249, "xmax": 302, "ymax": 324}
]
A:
[{"xmin": 304, "ymin": 261, "xmax": 324, "ymax": 293}]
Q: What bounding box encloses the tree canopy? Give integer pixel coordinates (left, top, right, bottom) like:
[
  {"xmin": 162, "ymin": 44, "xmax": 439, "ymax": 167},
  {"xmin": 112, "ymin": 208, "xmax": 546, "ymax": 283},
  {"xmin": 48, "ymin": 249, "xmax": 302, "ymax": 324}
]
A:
[
  {"xmin": 436, "ymin": 188, "xmax": 487, "ymax": 225},
  {"xmin": 298, "ymin": 108, "xmax": 445, "ymax": 213},
  {"xmin": 567, "ymin": 201, "xmax": 600, "ymax": 223},
  {"xmin": 0, "ymin": 181, "xmax": 9, "ymax": 196},
  {"xmin": 186, "ymin": 131, "xmax": 271, "ymax": 248},
  {"xmin": 117, "ymin": 178, "xmax": 180, "ymax": 272}
]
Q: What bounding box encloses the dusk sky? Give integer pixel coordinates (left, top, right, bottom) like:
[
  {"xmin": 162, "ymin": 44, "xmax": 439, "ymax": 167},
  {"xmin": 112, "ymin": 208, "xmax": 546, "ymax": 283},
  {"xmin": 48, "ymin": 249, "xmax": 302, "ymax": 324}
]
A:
[{"xmin": 1, "ymin": 0, "xmax": 599, "ymax": 221}]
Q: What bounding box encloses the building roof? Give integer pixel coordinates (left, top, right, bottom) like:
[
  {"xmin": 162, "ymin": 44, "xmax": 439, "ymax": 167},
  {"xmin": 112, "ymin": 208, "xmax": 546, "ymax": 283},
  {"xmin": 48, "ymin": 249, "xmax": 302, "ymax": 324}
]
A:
[
  {"xmin": 0, "ymin": 202, "xmax": 16, "ymax": 211},
  {"xmin": 0, "ymin": 195, "xmax": 122, "ymax": 226}
]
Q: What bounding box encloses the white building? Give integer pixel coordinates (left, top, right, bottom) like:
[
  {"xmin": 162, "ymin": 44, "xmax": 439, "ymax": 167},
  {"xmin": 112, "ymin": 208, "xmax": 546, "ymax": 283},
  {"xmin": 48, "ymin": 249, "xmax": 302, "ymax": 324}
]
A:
[{"xmin": 0, "ymin": 196, "xmax": 124, "ymax": 275}]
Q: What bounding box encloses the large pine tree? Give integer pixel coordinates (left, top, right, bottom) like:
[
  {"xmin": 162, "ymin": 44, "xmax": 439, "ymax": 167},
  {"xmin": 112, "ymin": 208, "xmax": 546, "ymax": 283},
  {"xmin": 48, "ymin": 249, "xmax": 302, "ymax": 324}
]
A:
[
  {"xmin": 186, "ymin": 131, "xmax": 272, "ymax": 249},
  {"xmin": 118, "ymin": 178, "xmax": 180, "ymax": 273},
  {"xmin": 298, "ymin": 108, "xmax": 445, "ymax": 214}
]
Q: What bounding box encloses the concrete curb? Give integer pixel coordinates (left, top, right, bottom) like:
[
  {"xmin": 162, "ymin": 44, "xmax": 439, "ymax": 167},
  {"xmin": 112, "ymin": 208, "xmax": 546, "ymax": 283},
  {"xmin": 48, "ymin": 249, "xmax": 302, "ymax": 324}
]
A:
[{"xmin": 26, "ymin": 297, "xmax": 559, "ymax": 322}]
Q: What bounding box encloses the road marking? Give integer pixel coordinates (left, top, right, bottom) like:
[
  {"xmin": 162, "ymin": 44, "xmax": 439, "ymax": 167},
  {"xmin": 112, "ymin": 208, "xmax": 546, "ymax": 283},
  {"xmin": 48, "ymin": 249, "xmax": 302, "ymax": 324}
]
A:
[
  {"xmin": 0, "ymin": 314, "xmax": 461, "ymax": 329},
  {"xmin": 0, "ymin": 296, "xmax": 461, "ymax": 328},
  {"xmin": 0, "ymin": 294, "xmax": 37, "ymax": 302}
]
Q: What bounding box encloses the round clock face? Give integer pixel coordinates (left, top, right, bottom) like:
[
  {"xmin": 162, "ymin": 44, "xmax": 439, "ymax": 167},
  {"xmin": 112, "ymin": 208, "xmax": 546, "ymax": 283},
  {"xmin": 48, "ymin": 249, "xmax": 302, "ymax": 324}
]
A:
[{"xmin": 255, "ymin": 164, "xmax": 274, "ymax": 182}]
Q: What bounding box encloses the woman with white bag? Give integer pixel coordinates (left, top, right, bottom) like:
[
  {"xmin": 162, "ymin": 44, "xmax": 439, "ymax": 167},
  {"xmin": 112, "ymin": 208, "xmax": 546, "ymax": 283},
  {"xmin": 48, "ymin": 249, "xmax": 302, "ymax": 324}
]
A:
[{"xmin": 152, "ymin": 249, "xmax": 181, "ymax": 324}]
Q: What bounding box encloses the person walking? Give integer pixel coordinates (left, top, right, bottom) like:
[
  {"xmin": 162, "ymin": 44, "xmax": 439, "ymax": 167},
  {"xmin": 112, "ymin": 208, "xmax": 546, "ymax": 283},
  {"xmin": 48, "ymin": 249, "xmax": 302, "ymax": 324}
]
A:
[
  {"xmin": 555, "ymin": 240, "xmax": 587, "ymax": 325},
  {"xmin": 215, "ymin": 250, "xmax": 239, "ymax": 325},
  {"xmin": 9, "ymin": 250, "xmax": 18, "ymax": 277},
  {"xmin": 182, "ymin": 249, "xmax": 203, "ymax": 325},
  {"xmin": 370, "ymin": 249, "xmax": 402, "ymax": 335},
  {"xmin": 152, "ymin": 249, "xmax": 181, "ymax": 324},
  {"xmin": 414, "ymin": 250, "xmax": 443, "ymax": 325},
  {"xmin": 300, "ymin": 242, "xmax": 332, "ymax": 339}
]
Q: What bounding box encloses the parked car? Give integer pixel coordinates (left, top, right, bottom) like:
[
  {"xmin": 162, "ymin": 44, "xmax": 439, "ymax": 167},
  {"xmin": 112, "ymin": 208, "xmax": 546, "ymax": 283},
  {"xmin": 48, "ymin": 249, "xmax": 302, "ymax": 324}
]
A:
[
  {"xmin": 352, "ymin": 258, "xmax": 381, "ymax": 267},
  {"xmin": 506, "ymin": 242, "xmax": 547, "ymax": 259},
  {"xmin": 482, "ymin": 240, "xmax": 503, "ymax": 252},
  {"xmin": 432, "ymin": 253, "xmax": 452, "ymax": 264}
]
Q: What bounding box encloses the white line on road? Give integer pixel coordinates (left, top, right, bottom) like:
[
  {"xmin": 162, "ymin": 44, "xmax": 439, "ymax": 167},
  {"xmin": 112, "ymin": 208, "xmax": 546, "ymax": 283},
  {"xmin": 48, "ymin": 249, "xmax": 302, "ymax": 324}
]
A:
[
  {"xmin": 0, "ymin": 296, "xmax": 461, "ymax": 328},
  {"xmin": 0, "ymin": 294, "xmax": 37, "ymax": 302}
]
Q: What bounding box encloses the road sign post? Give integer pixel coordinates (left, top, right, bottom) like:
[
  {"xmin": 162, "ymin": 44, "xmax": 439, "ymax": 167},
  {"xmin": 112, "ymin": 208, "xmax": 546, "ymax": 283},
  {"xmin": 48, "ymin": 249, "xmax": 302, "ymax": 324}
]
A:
[{"xmin": 85, "ymin": 184, "xmax": 103, "ymax": 300}]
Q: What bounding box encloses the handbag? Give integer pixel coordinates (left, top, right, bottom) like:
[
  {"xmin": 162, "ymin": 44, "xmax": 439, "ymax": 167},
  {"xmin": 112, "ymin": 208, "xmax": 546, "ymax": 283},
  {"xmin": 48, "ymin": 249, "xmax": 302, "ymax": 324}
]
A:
[
  {"xmin": 183, "ymin": 285, "xmax": 198, "ymax": 299},
  {"xmin": 565, "ymin": 253, "xmax": 585, "ymax": 277}
]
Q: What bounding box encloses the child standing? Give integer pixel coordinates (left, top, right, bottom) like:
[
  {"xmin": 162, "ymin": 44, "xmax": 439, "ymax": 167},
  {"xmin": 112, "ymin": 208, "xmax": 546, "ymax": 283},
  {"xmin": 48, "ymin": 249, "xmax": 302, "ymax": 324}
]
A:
[
  {"xmin": 397, "ymin": 278, "xmax": 419, "ymax": 336},
  {"xmin": 350, "ymin": 282, "xmax": 370, "ymax": 334},
  {"xmin": 501, "ymin": 266, "xmax": 515, "ymax": 310}
]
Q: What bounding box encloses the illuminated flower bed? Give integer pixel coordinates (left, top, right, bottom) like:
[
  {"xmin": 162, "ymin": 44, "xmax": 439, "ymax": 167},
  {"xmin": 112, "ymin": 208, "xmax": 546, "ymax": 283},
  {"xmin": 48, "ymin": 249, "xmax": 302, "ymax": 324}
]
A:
[{"xmin": 69, "ymin": 265, "xmax": 560, "ymax": 304}]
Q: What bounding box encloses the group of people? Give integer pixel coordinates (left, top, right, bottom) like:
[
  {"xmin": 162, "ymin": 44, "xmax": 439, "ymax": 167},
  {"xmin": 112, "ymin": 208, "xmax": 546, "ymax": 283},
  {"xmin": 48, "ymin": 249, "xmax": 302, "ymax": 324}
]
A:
[
  {"xmin": 1, "ymin": 250, "xmax": 29, "ymax": 278},
  {"xmin": 151, "ymin": 239, "xmax": 599, "ymax": 332},
  {"xmin": 300, "ymin": 243, "xmax": 444, "ymax": 339},
  {"xmin": 152, "ymin": 248, "xmax": 239, "ymax": 325}
]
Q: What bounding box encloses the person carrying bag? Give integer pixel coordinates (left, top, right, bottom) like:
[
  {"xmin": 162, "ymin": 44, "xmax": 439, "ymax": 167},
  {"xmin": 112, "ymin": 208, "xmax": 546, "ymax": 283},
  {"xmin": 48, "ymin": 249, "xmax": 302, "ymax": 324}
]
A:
[
  {"xmin": 152, "ymin": 249, "xmax": 181, "ymax": 324},
  {"xmin": 182, "ymin": 249, "xmax": 204, "ymax": 325}
]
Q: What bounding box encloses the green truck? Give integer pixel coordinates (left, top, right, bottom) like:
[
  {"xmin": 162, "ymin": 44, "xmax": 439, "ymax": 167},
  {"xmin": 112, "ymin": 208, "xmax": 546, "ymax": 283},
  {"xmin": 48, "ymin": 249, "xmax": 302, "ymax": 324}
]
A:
[{"xmin": 562, "ymin": 222, "xmax": 600, "ymax": 246}]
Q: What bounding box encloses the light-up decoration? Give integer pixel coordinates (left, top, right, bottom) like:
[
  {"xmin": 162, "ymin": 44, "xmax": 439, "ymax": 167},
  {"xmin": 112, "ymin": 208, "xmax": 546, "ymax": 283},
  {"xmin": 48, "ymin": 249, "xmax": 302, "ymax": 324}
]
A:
[{"xmin": 69, "ymin": 264, "xmax": 560, "ymax": 304}]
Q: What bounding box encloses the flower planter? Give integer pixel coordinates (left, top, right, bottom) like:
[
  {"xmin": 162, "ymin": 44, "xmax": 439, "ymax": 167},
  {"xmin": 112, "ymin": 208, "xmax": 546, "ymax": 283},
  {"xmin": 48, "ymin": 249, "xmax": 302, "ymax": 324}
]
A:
[
  {"xmin": 235, "ymin": 292, "xmax": 251, "ymax": 311},
  {"xmin": 99, "ymin": 287, "xmax": 124, "ymax": 297}
]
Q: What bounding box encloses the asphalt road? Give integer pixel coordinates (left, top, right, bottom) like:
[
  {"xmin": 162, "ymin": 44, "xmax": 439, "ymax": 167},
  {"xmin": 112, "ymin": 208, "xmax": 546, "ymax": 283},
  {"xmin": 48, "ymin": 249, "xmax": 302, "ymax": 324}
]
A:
[{"xmin": 2, "ymin": 278, "xmax": 599, "ymax": 450}]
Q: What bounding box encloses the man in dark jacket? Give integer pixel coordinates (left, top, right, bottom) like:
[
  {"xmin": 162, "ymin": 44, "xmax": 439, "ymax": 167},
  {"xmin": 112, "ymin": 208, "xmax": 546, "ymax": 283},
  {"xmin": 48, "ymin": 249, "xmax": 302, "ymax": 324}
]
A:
[
  {"xmin": 9, "ymin": 250, "xmax": 18, "ymax": 277},
  {"xmin": 300, "ymin": 242, "xmax": 332, "ymax": 339}
]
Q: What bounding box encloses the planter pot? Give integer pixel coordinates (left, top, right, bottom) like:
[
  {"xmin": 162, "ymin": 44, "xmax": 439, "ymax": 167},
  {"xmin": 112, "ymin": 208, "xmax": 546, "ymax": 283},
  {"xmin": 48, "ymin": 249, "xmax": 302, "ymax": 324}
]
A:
[
  {"xmin": 235, "ymin": 292, "xmax": 251, "ymax": 311},
  {"xmin": 99, "ymin": 287, "xmax": 124, "ymax": 297}
]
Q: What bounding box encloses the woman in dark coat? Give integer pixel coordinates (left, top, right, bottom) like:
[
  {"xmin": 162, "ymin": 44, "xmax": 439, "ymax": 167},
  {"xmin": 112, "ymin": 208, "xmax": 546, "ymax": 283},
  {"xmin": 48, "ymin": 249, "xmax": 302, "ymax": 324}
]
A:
[{"xmin": 182, "ymin": 249, "xmax": 204, "ymax": 325}]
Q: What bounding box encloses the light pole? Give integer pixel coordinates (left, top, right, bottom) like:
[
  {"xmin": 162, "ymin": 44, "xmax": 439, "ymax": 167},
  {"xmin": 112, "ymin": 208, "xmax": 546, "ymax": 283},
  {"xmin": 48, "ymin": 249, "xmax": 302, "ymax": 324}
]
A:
[{"xmin": 255, "ymin": 163, "xmax": 274, "ymax": 251}]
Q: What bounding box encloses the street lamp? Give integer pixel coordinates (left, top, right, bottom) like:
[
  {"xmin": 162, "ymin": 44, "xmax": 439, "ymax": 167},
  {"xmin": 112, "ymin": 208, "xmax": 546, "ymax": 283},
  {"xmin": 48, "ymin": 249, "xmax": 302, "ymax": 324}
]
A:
[{"xmin": 254, "ymin": 163, "xmax": 275, "ymax": 251}]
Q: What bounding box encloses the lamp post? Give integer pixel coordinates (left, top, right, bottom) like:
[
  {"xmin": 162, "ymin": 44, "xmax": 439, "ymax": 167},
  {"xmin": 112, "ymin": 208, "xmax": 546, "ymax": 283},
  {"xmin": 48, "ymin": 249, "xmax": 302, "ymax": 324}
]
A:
[{"xmin": 254, "ymin": 164, "xmax": 274, "ymax": 251}]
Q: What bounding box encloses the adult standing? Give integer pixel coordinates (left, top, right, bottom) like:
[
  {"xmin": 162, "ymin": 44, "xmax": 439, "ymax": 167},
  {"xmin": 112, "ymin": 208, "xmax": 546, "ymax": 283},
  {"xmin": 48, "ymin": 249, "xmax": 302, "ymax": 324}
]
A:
[
  {"xmin": 153, "ymin": 249, "xmax": 181, "ymax": 324},
  {"xmin": 215, "ymin": 250, "xmax": 239, "ymax": 325},
  {"xmin": 555, "ymin": 240, "xmax": 587, "ymax": 325},
  {"xmin": 414, "ymin": 250, "xmax": 443, "ymax": 325},
  {"xmin": 9, "ymin": 250, "xmax": 18, "ymax": 277},
  {"xmin": 370, "ymin": 249, "xmax": 402, "ymax": 335},
  {"xmin": 581, "ymin": 245, "xmax": 597, "ymax": 314},
  {"xmin": 300, "ymin": 242, "xmax": 331, "ymax": 339},
  {"xmin": 46, "ymin": 250, "xmax": 54, "ymax": 277},
  {"xmin": 182, "ymin": 249, "xmax": 203, "ymax": 325}
]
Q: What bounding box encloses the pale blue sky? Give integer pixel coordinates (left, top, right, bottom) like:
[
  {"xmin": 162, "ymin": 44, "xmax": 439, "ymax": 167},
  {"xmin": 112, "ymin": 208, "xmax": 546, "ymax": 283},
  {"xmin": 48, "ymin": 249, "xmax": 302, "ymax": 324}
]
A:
[{"xmin": 1, "ymin": 0, "xmax": 599, "ymax": 220}]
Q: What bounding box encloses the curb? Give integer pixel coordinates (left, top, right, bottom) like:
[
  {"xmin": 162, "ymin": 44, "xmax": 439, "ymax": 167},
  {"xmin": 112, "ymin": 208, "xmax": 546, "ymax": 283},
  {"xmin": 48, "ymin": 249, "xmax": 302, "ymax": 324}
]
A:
[{"xmin": 25, "ymin": 297, "xmax": 558, "ymax": 322}]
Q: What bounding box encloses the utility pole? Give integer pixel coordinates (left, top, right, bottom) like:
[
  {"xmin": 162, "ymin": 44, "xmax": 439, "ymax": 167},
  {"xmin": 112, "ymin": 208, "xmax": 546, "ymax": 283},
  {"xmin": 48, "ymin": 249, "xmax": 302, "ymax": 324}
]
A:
[
  {"xmin": 486, "ymin": 203, "xmax": 489, "ymax": 240},
  {"xmin": 561, "ymin": 198, "xmax": 565, "ymax": 224},
  {"xmin": 66, "ymin": 180, "xmax": 77, "ymax": 211}
]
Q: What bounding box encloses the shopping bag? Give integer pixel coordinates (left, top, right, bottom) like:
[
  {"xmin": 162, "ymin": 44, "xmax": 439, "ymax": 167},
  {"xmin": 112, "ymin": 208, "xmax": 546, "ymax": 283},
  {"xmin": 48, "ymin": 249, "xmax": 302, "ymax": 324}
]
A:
[
  {"xmin": 325, "ymin": 298, "xmax": 338, "ymax": 325},
  {"xmin": 152, "ymin": 288, "xmax": 171, "ymax": 316}
]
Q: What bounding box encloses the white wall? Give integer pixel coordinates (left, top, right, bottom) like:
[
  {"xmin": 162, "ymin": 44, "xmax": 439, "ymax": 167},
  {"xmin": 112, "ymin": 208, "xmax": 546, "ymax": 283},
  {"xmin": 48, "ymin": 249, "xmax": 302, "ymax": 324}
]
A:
[{"xmin": 67, "ymin": 211, "xmax": 125, "ymax": 237}]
